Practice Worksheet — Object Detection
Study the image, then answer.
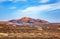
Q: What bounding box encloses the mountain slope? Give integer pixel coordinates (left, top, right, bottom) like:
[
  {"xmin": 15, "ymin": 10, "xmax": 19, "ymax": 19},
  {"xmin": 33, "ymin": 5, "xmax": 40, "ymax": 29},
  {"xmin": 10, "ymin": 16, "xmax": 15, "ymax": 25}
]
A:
[{"xmin": 9, "ymin": 17, "xmax": 49, "ymax": 25}]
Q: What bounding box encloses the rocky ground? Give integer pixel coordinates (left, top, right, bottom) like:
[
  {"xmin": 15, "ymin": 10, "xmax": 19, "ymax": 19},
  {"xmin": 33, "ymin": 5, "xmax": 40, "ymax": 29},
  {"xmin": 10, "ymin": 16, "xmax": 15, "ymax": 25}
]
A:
[{"xmin": 0, "ymin": 20, "xmax": 60, "ymax": 39}]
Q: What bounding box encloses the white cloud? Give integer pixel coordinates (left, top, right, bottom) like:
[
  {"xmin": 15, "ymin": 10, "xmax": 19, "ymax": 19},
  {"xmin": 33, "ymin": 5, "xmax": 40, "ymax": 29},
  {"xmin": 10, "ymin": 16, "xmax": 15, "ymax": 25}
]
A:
[
  {"xmin": 11, "ymin": 1, "xmax": 60, "ymax": 19},
  {"xmin": 48, "ymin": 2, "xmax": 60, "ymax": 11},
  {"xmin": 13, "ymin": 1, "xmax": 60, "ymax": 15},
  {"xmin": 18, "ymin": 5, "xmax": 51, "ymax": 14},
  {"xmin": 12, "ymin": 5, "xmax": 51, "ymax": 18},
  {"xmin": 40, "ymin": 0, "xmax": 50, "ymax": 3}
]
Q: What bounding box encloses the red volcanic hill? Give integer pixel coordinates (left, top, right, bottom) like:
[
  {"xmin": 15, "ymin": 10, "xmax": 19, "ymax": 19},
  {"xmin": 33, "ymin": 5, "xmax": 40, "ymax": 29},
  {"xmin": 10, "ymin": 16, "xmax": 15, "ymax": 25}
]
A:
[
  {"xmin": 0, "ymin": 17, "xmax": 60, "ymax": 26},
  {"xmin": 8, "ymin": 17, "xmax": 49, "ymax": 25},
  {"xmin": 21, "ymin": 17, "xmax": 31, "ymax": 21},
  {"xmin": 0, "ymin": 17, "xmax": 49, "ymax": 25}
]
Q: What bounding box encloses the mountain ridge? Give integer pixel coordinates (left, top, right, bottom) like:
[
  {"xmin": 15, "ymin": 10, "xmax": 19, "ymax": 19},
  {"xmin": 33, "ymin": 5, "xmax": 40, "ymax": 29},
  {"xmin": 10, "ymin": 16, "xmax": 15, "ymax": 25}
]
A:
[
  {"xmin": 0, "ymin": 17, "xmax": 60, "ymax": 26},
  {"xmin": 0, "ymin": 17, "xmax": 49, "ymax": 25}
]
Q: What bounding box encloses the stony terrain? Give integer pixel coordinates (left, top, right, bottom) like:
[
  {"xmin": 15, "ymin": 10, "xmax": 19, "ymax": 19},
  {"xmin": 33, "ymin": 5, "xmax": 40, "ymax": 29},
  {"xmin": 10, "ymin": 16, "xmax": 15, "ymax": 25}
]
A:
[{"xmin": 0, "ymin": 17, "xmax": 60, "ymax": 39}]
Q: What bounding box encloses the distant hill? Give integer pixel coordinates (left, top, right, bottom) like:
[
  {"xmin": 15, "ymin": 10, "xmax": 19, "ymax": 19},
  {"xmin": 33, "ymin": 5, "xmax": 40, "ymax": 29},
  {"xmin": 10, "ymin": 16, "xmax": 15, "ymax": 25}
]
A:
[
  {"xmin": 9, "ymin": 17, "xmax": 49, "ymax": 25},
  {"xmin": 0, "ymin": 17, "xmax": 60, "ymax": 26}
]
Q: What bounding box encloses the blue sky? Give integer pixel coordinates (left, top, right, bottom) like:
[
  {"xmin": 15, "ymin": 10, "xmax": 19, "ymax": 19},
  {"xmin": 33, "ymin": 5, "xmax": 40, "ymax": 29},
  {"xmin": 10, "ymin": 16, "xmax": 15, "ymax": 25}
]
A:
[{"xmin": 0, "ymin": 0, "xmax": 60, "ymax": 23}]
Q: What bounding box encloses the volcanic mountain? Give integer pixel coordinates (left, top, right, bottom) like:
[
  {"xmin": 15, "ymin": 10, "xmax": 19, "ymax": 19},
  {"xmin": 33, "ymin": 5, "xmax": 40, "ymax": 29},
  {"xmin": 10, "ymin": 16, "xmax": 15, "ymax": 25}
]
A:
[
  {"xmin": 8, "ymin": 17, "xmax": 49, "ymax": 25},
  {"xmin": 0, "ymin": 17, "xmax": 50, "ymax": 25},
  {"xmin": 0, "ymin": 17, "xmax": 60, "ymax": 29}
]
